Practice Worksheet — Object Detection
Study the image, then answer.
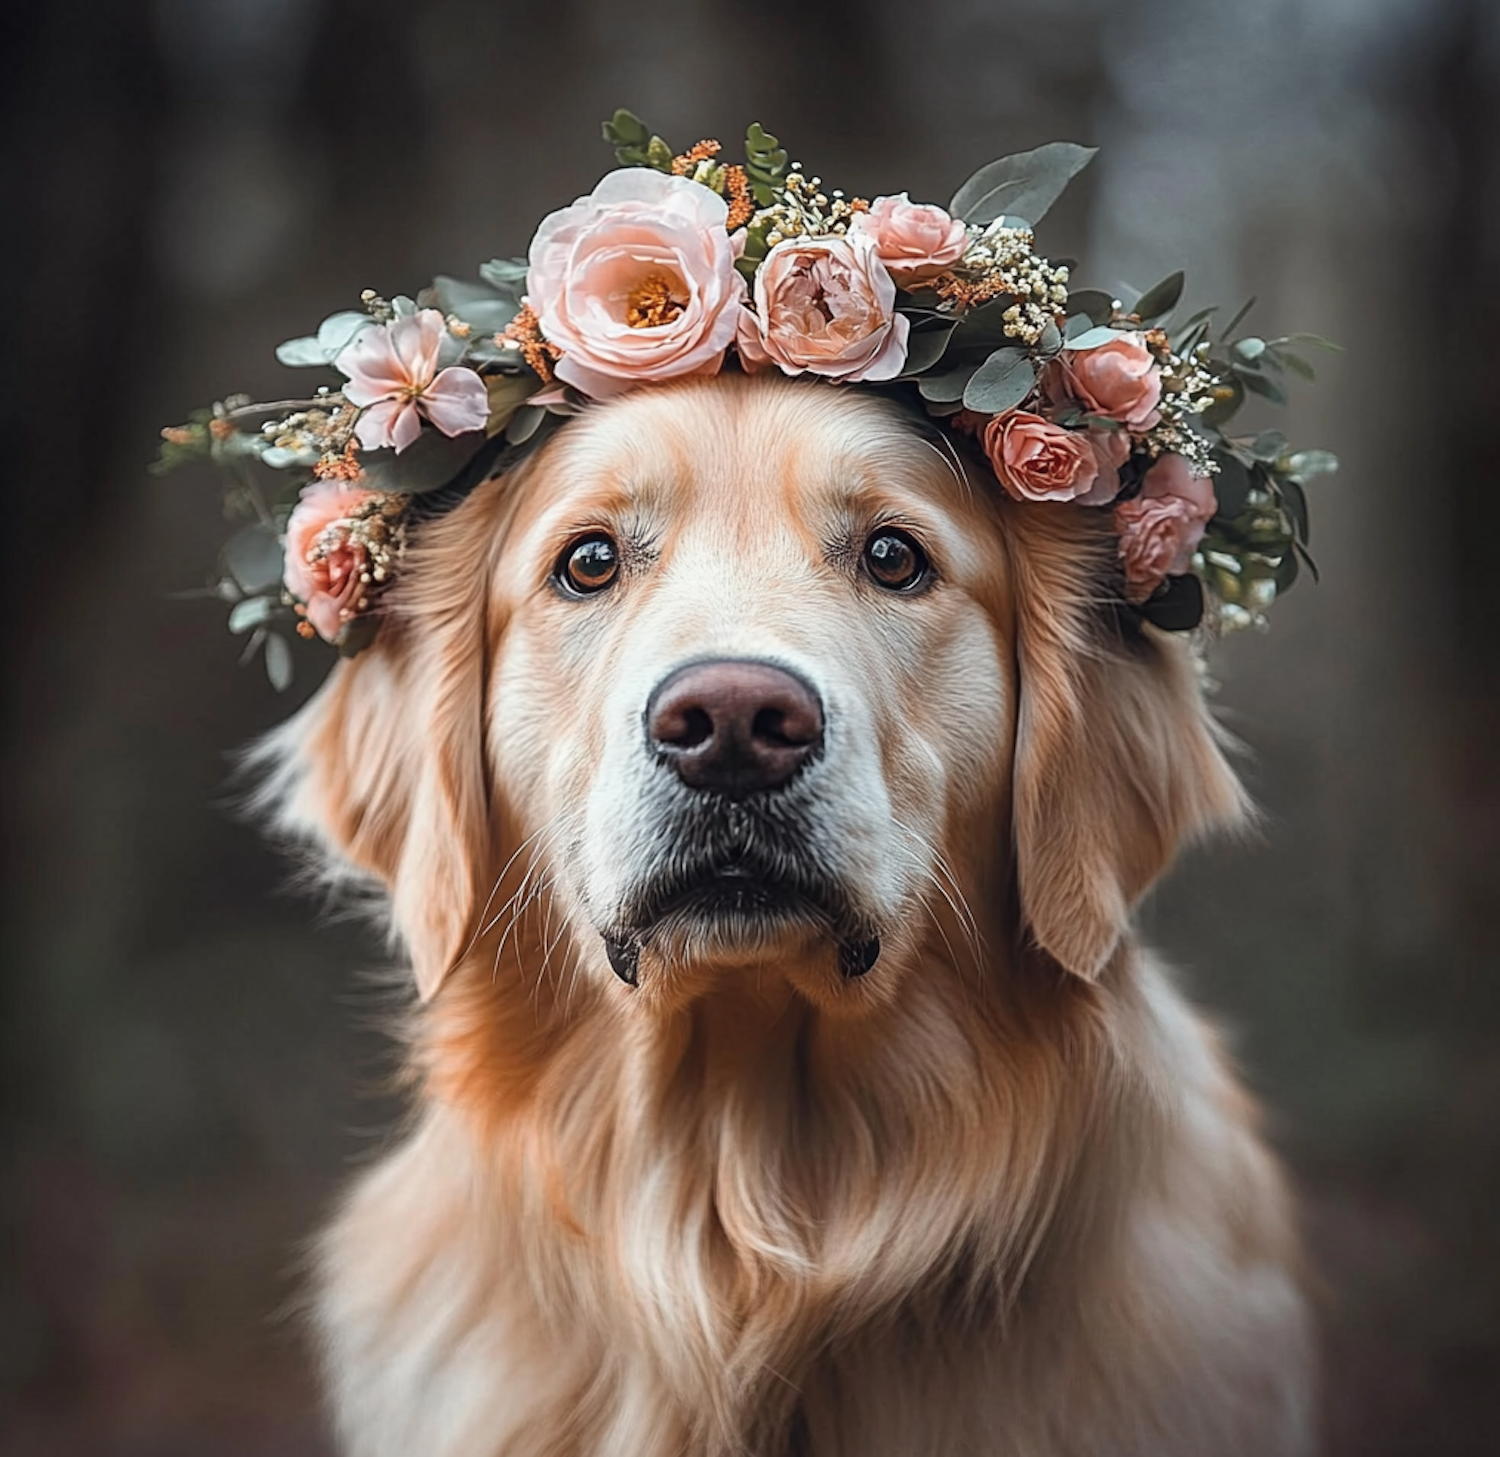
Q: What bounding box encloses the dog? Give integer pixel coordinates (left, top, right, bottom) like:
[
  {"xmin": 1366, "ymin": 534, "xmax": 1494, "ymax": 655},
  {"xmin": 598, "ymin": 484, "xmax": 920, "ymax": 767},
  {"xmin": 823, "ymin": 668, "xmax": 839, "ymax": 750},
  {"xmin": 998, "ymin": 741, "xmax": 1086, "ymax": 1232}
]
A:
[{"xmin": 256, "ymin": 373, "xmax": 1314, "ymax": 1456}]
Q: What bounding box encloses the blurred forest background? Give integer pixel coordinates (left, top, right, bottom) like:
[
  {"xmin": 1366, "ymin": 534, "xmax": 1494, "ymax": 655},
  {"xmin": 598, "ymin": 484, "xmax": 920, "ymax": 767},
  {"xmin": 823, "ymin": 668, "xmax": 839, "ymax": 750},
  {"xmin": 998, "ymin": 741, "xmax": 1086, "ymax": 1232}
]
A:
[{"xmin": 3, "ymin": 0, "xmax": 1499, "ymax": 1452}]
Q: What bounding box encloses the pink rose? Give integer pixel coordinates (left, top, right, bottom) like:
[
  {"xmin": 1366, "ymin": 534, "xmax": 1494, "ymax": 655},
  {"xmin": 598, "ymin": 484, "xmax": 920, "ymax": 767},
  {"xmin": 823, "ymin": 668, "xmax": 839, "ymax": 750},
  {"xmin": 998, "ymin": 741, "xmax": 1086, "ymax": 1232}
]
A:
[
  {"xmin": 982, "ymin": 411, "xmax": 1120, "ymax": 504},
  {"xmin": 526, "ymin": 168, "xmax": 746, "ymax": 400},
  {"xmin": 736, "ymin": 231, "xmax": 909, "ymax": 382},
  {"xmin": 850, "ymin": 193, "xmax": 968, "ymax": 285},
  {"xmin": 1113, "ymin": 452, "xmax": 1218, "ymax": 600},
  {"xmin": 1053, "ymin": 331, "xmax": 1163, "ymax": 430},
  {"xmin": 283, "ymin": 481, "xmax": 381, "ymax": 642},
  {"xmin": 338, "ymin": 310, "xmax": 489, "ymax": 454}
]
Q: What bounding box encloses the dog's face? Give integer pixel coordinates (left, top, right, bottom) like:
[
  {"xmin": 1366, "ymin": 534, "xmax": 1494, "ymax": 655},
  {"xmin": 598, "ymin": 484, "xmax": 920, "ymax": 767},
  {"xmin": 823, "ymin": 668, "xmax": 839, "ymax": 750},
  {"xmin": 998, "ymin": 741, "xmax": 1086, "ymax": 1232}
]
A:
[
  {"xmin": 482, "ymin": 379, "xmax": 1012, "ymax": 1010},
  {"xmin": 269, "ymin": 373, "xmax": 1244, "ymax": 1014}
]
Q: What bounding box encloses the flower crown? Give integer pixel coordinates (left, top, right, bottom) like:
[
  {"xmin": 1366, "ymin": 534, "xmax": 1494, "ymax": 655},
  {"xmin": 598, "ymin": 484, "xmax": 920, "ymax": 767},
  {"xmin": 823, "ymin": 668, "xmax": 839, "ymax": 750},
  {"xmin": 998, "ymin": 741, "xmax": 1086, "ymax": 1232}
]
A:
[{"xmin": 159, "ymin": 110, "xmax": 1337, "ymax": 689}]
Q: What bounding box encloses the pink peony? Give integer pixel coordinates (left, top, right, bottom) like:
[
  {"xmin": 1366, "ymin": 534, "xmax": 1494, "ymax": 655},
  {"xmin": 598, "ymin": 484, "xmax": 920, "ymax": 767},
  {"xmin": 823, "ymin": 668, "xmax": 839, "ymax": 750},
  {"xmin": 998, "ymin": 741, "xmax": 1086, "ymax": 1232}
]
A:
[
  {"xmin": 736, "ymin": 231, "xmax": 909, "ymax": 382},
  {"xmin": 526, "ymin": 168, "xmax": 746, "ymax": 400},
  {"xmin": 1113, "ymin": 452, "xmax": 1218, "ymax": 600},
  {"xmin": 283, "ymin": 481, "xmax": 381, "ymax": 642},
  {"xmin": 850, "ymin": 193, "xmax": 968, "ymax": 285},
  {"xmin": 1052, "ymin": 331, "xmax": 1163, "ymax": 431},
  {"xmin": 982, "ymin": 411, "xmax": 1119, "ymax": 504},
  {"xmin": 338, "ymin": 310, "xmax": 489, "ymax": 454}
]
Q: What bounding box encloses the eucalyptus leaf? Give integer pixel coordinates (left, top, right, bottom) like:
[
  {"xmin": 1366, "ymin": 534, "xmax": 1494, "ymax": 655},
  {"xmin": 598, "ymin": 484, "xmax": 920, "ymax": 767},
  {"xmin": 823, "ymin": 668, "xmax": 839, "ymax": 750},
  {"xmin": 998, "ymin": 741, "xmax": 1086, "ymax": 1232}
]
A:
[
  {"xmin": 1233, "ymin": 337, "xmax": 1266, "ymax": 362},
  {"xmin": 1065, "ymin": 288, "xmax": 1114, "ymax": 324},
  {"xmin": 391, "ymin": 295, "xmax": 418, "ymax": 319},
  {"xmin": 1285, "ymin": 448, "xmax": 1338, "ymax": 482},
  {"xmin": 897, "ymin": 322, "xmax": 959, "ymax": 378},
  {"xmin": 1062, "ymin": 325, "xmax": 1121, "ymax": 351},
  {"xmin": 1294, "ymin": 539, "xmax": 1321, "ymax": 583},
  {"xmin": 1132, "ymin": 270, "xmax": 1184, "ymax": 323},
  {"xmin": 432, "ymin": 274, "xmax": 520, "ymax": 335},
  {"xmin": 263, "ymin": 632, "xmax": 294, "ymax": 692},
  {"xmin": 274, "ymin": 336, "xmax": 328, "ymax": 367},
  {"xmin": 1201, "ymin": 373, "xmax": 1245, "ymax": 429},
  {"xmin": 337, "ymin": 615, "xmax": 380, "ymax": 658},
  {"xmin": 276, "ymin": 310, "xmax": 370, "ymax": 368},
  {"xmin": 1035, "ymin": 320, "xmax": 1062, "ymax": 356},
  {"xmin": 359, "ymin": 427, "xmax": 484, "ymax": 495},
  {"xmin": 1272, "ymin": 548, "xmax": 1300, "ymax": 593},
  {"xmin": 261, "ymin": 444, "xmax": 318, "ymax": 470},
  {"xmin": 228, "ymin": 596, "xmax": 275, "ymax": 634},
  {"xmin": 222, "ymin": 525, "xmax": 285, "ymax": 594},
  {"xmin": 917, "ymin": 364, "xmax": 978, "ymax": 404},
  {"xmin": 1277, "ymin": 350, "xmax": 1316, "ymax": 381},
  {"xmin": 478, "ymin": 258, "xmax": 529, "ymax": 297},
  {"xmin": 948, "ymin": 141, "xmax": 1098, "ymax": 227},
  {"xmin": 505, "ymin": 404, "xmax": 548, "ymax": 445},
  {"xmin": 963, "ymin": 348, "xmax": 1036, "ymax": 413}
]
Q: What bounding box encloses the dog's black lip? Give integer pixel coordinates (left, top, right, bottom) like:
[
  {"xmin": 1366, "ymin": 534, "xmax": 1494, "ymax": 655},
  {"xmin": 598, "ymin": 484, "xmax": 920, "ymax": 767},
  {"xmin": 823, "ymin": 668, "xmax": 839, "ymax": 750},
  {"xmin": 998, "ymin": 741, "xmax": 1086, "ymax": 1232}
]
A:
[{"xmin": 625, "ymin": 853, "xmax": 851, "ymax": 941}]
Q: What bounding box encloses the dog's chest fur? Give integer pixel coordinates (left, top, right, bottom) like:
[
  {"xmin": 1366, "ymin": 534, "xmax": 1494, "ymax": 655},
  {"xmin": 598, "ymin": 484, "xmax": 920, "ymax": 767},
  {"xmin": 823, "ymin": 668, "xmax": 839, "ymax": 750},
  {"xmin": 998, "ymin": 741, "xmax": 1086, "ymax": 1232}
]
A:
[{"xmin": 313, "ymin": 957, "xmax": 1311, "ymax": 1457}]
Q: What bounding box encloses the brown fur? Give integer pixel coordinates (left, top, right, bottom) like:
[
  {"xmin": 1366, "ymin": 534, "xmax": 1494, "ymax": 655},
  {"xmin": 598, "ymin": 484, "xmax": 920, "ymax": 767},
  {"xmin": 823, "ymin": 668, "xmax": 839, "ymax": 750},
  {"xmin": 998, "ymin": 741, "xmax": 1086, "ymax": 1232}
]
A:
[{"xmin": 255, "ymin": 375, "xmax": 1312, "ymax": 1455}]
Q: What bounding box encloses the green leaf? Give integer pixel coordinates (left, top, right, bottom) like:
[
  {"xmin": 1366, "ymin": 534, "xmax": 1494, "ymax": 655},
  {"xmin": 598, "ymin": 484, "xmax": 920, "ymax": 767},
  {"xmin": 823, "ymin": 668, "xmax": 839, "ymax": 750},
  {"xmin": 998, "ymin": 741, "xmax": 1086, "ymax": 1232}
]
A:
[
  {"xmin": 1284, "ymin": 448, "xmax": 1339, "ymax": 483},
  {"xmin": 963, "ymin": 348, "xmax": 1036, "ymax": 413},
  {"xmin": 744, "ymin": 121, "xmax": 790, "ymax": 206},
  {"xmin": 1064, "ymin": 288, "xmax": 1114, "ymax": 324},
  {"xmin": 222, "ymin": 525, "xmax": 284, "ymax": 594},
  {"xmin": 1200, "ymin": 372, "xmax": 1245, "ymax": 429},
  {"xmin": 1139, "ymin": 573, "xmax": 1205, "ymax": 632},
  {"xmin": 1249, "ymin": 429, "xmax": 1288, "ymax": 462},
  {"xmin": 359, "ymin": 427, "xmax": 484, "ymax": 495},
  {"xmin": 1209, "ymin": 452, "xmax": 1252, "ymax": 518},
  {"xmin": 1239, "ymin": 368, "xmax": 1288, "ymax": 405},
  {"xmin": 1279, "ymin": 477, "xmax": 1311, "ymax": 545},
  {"xmin": 1132, "ymin": 270, "xmax": 1184, "ymax": 323},
  {"xmin": 1233, "ymin": 336, "xmax": 1266, "ymax": 362},
  {"xmin": 1220, "ymin": 296, "xmax": 1257, "ymax": 339},
  {"xmin": 485, "ymin": 373, "xmax": 540, "ymax": 436},
  {"xmin": 1294, "ymin": 539, "xmax": 1321, "ymax": 583},
  {"xmin": 228, "ymin": 596, "xmax": 276, "ymax": 634},
  {"xmin": 336, "ymin": 615, "xmax": 380, "ymax": 658},
  {"xmin": 896, "ymin": 321, "xmax": 960, "ymax": 378},
  {"xmin": 1272, "ymin": 548, "xmax": 1300, "ymax": 593},
  {"xmin": 948, "ymin": 141, "xmax": 1098, "ymax": 227},
  {"xmin": 602, "ymin": 108, "xmax": 649, "ymax": 147},
  {"xmin": 1035, "ymin": 320, "xmax": 1062, "ymax": 356},
  {"xmin": 263, "ymin": 632, "xmax": 294, "ymax": 692},
  {"xmin": 917, "ymin": 364, "xmax": 978, "ymax": 403}
]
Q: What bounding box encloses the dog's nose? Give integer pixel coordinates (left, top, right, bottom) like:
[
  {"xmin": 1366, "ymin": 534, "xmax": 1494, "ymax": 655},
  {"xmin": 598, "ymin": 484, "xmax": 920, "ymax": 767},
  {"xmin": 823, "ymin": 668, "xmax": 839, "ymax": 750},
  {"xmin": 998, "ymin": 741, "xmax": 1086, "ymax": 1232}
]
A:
[{"xmin": 646, "ymin": 659, "xmax": 824, "ymax": 796}]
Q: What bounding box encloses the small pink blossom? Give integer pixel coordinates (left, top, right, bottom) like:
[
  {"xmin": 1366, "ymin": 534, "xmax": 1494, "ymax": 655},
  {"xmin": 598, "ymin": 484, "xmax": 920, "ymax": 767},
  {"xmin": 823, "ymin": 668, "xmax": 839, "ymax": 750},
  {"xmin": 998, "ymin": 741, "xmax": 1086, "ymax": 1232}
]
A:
[
  {"xmin": 526, "ymin": 168, "xmax": 746, "ymax": 400},
  {"xmin": 283, "ymin": 481, "xmax": 381, "ymax": 642},
  {"xmin": 850, "ymin": 193, "xmax": 968, "ymax": 285},
  {"xmin": 982, "ymin": 411, "xmax": 1116, "ymax": 504},
  {"xmin": 1113, "ymin": 452, "xmax": 1218, "ymax": 600},
  {"xmin": 338, "ymin": 310, "xmax": 489, "ymax": 454},
  {"xmin": 1050, "ymin": 331, "xmax": 1163, "ymax": 430},
  {"xmin": 736, "ymin": 231, "xmax": 909, "ymax": 382}
]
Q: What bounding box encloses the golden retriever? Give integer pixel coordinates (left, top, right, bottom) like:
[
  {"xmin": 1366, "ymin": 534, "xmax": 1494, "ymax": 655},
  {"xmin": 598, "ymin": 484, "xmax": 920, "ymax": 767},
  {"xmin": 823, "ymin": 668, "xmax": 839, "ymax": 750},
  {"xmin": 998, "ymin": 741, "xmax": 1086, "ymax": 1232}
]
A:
[{"xmin": 256, "ymin": 373, "xmax": 1314, "ymax": 1456}]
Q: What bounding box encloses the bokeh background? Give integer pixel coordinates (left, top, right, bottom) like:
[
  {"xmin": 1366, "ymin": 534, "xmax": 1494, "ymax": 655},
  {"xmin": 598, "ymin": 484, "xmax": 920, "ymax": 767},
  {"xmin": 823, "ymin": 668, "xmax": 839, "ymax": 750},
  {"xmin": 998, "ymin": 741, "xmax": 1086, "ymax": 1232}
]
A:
[{"xmin": 4, "ymin": 0, "xmax": 1499, "ymax": 1452}]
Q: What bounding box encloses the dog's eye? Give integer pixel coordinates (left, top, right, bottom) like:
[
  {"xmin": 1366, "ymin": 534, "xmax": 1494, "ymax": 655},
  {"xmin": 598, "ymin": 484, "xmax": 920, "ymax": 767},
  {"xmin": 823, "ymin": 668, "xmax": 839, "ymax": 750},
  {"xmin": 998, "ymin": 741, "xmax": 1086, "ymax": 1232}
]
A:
[
  {"xmin": 862, "ymin": 529, "xmax": 930, "ymax": 592},
  {"xmin": 557, "ymin": 534, "xmax": 620, "ymax": 595}
]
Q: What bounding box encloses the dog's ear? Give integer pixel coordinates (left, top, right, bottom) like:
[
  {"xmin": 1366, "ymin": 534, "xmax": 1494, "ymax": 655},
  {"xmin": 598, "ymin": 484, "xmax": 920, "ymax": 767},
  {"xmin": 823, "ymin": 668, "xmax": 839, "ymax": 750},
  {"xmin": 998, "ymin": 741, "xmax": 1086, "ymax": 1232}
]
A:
[
  {"xmin": 1003, "ymin": 504, "xmax": 1248, "ymax": 980},
  {"xmin": 250, "ymin": 500, "xmax": 500, "ymax": 1001}
]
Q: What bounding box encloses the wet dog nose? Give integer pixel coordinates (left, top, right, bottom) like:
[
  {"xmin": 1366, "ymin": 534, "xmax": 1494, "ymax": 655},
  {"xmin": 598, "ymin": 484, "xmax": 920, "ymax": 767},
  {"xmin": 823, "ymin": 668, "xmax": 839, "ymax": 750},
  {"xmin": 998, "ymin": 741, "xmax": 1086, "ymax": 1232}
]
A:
[{"xmin": 646, "ymin": 659, "xmax": 824, "ymax": 796}]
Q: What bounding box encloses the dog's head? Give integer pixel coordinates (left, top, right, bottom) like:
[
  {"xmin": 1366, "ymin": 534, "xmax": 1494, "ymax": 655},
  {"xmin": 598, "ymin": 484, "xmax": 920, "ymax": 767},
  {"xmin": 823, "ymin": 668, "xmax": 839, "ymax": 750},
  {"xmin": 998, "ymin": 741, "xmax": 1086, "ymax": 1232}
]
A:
[{"xmin": 260, "ymin": 374, "xmax": 1244, "ymax": 1014}]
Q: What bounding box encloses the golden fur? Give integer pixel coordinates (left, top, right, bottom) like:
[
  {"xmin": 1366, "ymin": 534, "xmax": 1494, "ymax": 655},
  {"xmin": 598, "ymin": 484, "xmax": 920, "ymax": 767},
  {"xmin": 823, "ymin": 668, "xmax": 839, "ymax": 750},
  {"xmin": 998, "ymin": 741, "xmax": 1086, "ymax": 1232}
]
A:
[{"xmin": 256, "ymin": 375, "xmax": 1313, "ymax": 1455}]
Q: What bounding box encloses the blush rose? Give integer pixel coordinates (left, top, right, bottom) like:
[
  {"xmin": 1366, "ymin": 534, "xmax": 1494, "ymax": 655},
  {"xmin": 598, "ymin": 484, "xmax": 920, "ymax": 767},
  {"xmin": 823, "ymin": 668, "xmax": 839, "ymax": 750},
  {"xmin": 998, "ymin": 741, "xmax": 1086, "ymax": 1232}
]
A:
[
  {"xmin": 736, "ymin": 231, "xmax": 909, "ymax": 383},
  {"xmin": 283, "ymin": 481, "xmax": 380, "ymax": 643},
  {"xmin": 850, "ymin": 193, "xmax": 968, "ymax": 285},
  {"xmin": 1052, "ymin": 331, "xmax": 1163, "ymax": 430},
  {"xmin": 526, "ymin": 168, "xmax": 746, "ymax": 400},
  {"xmin": 982, "ymin": 411, "xmax": 1125, "ymax": 505},
  {"xmin": 1113, "ymin": 452, "xmax": 1218, "ymax": 600}
]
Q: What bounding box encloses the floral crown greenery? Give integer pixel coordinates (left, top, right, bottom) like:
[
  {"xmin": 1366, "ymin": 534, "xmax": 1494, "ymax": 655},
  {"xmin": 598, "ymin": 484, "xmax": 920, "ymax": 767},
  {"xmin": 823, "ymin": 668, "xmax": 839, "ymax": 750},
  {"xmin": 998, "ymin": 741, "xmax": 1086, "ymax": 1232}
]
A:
[{"xmin": 159, "ymin": 109, "xmax": 1337, "ymax": 690}]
